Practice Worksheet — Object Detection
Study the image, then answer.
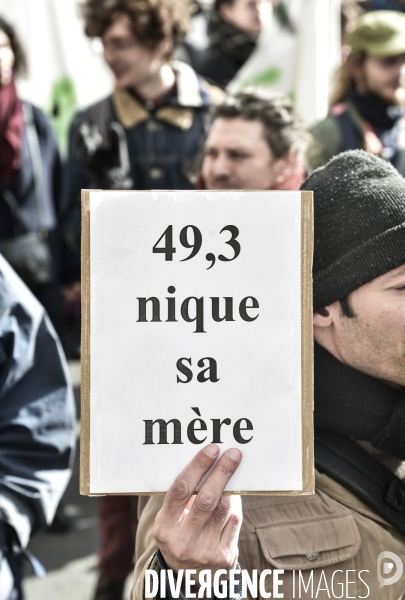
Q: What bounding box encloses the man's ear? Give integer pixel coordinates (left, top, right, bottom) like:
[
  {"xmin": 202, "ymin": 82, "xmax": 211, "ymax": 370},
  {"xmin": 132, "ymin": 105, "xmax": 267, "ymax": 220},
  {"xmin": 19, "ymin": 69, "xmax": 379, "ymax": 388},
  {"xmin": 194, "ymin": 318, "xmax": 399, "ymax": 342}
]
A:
[
  {"xmin": 274, "ymin": 154, "xmax": 299, "ymax": 185},
  {"xmin": 313, "ymin": 306, "xmax": 334, "ymax": 327},
  {"xmin": 158, "ymin": 38, "xmax": 174, "ymax": 59}
]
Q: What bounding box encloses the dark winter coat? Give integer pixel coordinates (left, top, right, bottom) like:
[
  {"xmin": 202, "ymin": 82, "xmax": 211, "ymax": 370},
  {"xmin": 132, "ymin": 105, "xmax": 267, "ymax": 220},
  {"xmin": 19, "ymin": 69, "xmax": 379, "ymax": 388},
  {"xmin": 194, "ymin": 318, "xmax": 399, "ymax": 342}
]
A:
[
  {"xmin": 0, "ymin": 255, "xmax": 75, "ymax": 598},
  {"xmin": 0, "ymin": 103, "xmax": 62, "ymax": 240}
]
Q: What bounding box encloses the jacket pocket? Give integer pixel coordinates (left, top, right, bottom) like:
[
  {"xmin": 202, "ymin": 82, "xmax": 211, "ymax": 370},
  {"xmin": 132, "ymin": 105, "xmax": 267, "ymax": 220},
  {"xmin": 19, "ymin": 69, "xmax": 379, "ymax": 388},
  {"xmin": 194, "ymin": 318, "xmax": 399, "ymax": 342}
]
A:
[{"xmin": 256, "ymin": 513, "xmax": 361, "ymax": 571}]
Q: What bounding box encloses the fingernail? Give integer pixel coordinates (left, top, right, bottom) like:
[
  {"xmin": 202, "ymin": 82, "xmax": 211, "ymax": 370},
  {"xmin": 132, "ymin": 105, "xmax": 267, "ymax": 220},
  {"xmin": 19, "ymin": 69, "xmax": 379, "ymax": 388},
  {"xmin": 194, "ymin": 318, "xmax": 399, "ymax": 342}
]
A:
[
  {"xmin": 226, "ymin": 448, "xmax": 242, "ymax": 462},
  {"xmin": 204, "ymin": 444, "xmax": 219, "ymax": 458}
]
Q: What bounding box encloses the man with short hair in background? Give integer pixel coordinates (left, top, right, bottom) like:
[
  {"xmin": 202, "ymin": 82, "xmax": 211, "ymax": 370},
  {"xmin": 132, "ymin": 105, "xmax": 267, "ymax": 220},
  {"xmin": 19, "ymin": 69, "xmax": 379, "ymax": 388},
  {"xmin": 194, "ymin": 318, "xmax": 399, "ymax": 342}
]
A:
[{"xmin": 199, "ymin": 89, "xmax": 311, "ymax": 190}]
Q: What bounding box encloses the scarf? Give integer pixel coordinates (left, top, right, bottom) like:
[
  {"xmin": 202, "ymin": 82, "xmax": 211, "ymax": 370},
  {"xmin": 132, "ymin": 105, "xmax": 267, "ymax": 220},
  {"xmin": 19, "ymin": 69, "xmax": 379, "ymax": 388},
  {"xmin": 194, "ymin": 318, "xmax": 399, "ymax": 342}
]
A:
[
  {"xmin": 349, "ymin": 89, "xmax": 403, "ymax": 136},
  {"xmin": 349, "ymin": 88, "xmax": 405, "ymax": 162},
  {"xmin": 0, "ymin": 80, "xmax": 24, "ymax": 188},
  {"xmin": 314, "ymin": 343, "xmax": 405, "ymax": 460},
  {"xmin": 207, "ymin": 11, "xmax": 257, "ymax": 68}
]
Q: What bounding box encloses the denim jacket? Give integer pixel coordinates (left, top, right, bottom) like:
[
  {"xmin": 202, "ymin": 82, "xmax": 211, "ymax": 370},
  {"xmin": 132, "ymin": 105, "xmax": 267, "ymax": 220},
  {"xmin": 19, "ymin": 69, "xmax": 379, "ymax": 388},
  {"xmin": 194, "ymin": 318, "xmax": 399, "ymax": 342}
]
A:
[{"xmin": 63, "ymin": 61, "xmax": 223, "ymax": 253}]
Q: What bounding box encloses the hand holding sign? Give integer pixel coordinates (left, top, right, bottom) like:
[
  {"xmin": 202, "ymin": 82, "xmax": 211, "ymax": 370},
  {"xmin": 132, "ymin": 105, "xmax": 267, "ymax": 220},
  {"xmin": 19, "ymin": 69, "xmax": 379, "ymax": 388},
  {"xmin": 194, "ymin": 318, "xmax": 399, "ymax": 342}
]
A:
[{"xmin": 154, "ymin": 444, "xmax": 243, "ymax": 584}]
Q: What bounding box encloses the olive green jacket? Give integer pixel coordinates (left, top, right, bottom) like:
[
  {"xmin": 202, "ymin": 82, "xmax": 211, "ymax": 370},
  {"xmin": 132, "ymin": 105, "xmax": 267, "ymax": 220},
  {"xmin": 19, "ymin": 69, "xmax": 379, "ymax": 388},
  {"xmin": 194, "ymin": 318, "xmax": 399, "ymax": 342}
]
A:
[{"xmin": 131, "ymin": 470, "xmax": 405, "ymax": 599}]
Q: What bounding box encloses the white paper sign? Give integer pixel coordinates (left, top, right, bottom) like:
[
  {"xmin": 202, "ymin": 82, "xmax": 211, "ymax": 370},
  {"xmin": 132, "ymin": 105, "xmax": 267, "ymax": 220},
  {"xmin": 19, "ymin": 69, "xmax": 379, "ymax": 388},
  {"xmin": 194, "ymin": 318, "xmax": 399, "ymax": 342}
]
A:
[{"xmin": 82, "ymin": 190, "xmax": 313, "ymax": 495}]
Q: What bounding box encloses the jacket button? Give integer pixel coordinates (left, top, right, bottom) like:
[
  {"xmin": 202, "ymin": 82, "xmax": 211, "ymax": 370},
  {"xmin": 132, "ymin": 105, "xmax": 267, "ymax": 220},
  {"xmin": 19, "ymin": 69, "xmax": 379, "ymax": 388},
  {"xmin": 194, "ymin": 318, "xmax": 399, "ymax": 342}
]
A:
[
  {"xmin": 149, "ymin": 168, "xmax": 163, "ymax": 179},
  {"xmin": 147, "ymin": 120, "xmax": 161, "ymax": 131},
  {"xmin": 306, "ymin": 552, "xmax": 320, "ymax": 562}
]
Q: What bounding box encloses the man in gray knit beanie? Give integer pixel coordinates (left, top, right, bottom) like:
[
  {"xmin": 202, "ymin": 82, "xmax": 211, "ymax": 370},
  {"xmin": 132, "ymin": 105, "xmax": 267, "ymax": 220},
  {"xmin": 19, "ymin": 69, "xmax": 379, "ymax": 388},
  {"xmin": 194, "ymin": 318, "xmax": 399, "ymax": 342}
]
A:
[
  {"xmin": 302, "ymin": 149, "xmax": 405, "ymax": 461},
  {"xmin": 303, "ymin": 148, "xmax": 405, "ymax": 312},
  {"xmin": 131, "ymin": 150, "xmax": 405, "ymax": 599}
]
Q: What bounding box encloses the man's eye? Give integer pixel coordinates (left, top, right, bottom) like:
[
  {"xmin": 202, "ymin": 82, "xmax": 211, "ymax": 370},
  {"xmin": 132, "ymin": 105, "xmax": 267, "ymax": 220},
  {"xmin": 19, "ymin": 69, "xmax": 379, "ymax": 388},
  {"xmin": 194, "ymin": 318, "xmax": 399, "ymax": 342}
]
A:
[
  {"xmin": 380, "ymin": 57, "xmax": 401, "ymax": 67},
  {"xmin": 229, "ymin": 152, "xmax": 248, "ymax": 160},
  {"xmin": 114, "ymin": 42, "xmax": 128, "ymax": 51},
  {"xmin": 395, "ymin": 285, "xmax": 405, "ymax": 291},
  {"xmin": 106, "ymin": 39, "xmax": 134, "ymax": 52},
  {"xmin": 204, "ymin": 149, "xmax": 217, "ymax": 158}
]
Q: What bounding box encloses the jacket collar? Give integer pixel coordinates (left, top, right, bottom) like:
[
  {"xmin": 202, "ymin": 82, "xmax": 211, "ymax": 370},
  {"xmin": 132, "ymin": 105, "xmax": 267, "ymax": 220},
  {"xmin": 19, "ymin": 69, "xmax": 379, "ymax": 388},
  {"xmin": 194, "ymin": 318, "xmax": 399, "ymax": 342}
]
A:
[{"xmin": 112, "ymin": 61, "xmax": 215, "ymax": 130}]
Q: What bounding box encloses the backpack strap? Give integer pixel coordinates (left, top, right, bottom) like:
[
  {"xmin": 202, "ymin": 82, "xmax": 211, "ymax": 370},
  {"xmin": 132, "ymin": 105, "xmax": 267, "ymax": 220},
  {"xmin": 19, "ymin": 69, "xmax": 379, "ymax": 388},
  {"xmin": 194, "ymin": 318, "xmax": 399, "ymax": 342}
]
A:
[
  {"xmin": 23, "ymin": 103, "xmax": 47, "ymax": 229},
  {"xmin": 315, "ymin": 427, "xmax": 405, "ymax": 537}
]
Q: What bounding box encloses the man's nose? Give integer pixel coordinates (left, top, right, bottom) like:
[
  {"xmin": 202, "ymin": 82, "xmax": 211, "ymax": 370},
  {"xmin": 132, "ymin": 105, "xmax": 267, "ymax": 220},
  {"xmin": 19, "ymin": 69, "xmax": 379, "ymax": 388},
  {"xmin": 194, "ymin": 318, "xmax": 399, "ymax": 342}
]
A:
[
  {"xmin": 103, "ymin": 45, "xmax": 118, "ymax": 66},
  {"xmin": 211, "ymin": 154, "xmax": 232, "ymax": 177}
]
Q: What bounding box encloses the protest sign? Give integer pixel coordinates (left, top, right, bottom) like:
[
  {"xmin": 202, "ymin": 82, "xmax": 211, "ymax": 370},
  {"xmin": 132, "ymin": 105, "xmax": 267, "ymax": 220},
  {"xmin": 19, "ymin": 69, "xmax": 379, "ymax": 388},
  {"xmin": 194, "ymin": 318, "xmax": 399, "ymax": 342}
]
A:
[{"xmin": 80, "ymin": 190, "xmax": 313, "ymax": 495}]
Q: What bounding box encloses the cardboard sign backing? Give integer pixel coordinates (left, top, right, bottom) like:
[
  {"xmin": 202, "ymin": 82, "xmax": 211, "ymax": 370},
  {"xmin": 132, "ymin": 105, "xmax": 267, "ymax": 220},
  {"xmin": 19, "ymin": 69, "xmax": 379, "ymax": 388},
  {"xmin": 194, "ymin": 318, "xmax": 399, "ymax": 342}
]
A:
[{"xmin": 80, "ymin": 190, "xmax": 313, "ymax": 495}]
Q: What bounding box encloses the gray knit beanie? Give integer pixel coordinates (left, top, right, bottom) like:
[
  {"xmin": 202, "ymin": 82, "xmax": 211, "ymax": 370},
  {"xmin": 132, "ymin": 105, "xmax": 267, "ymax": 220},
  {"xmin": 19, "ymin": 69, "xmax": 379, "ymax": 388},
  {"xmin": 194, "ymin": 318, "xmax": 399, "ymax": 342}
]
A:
[{"xmin": 301, "ymin": 150, "xmax": 405, "ymax": 311}]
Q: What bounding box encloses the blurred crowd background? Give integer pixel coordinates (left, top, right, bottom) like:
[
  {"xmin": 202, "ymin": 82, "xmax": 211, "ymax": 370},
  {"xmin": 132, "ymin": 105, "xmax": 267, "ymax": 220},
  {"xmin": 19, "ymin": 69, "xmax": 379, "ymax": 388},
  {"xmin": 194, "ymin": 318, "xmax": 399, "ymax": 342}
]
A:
[
  {"xmin": 0, "ymin": 0, "xmax": 404, "ymax": 599},
  {"xmin": 0, "ymin": 0, "xmax": 344, "ymax": 148},
  {"xmin": 2, "ymin": 0, "xmax": 399, "ymax": 148},
  {"xmin": 0, "ymin": 0, "xmax": 401, "ymax": 360}
]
